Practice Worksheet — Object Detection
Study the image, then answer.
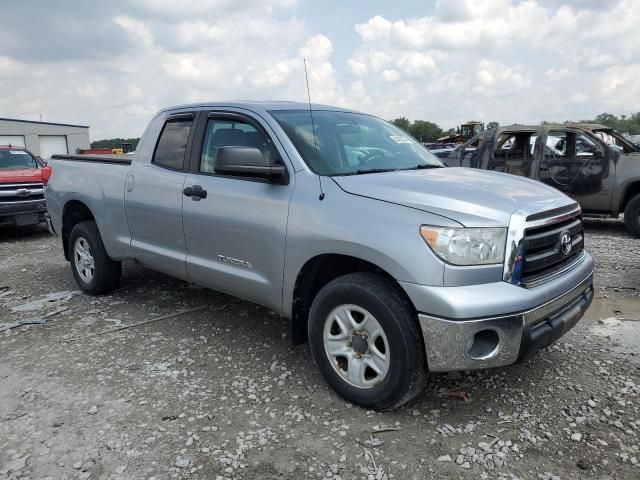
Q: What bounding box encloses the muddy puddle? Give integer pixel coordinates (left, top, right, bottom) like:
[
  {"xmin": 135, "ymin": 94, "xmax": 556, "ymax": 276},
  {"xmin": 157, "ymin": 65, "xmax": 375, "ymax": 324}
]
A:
[{"xmin": 589, "ymin": 316, "xmax": 640, "ymax": 352}]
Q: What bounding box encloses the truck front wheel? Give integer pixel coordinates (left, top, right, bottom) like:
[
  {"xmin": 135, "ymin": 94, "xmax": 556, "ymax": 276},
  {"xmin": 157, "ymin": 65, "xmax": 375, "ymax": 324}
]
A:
[
  {"xmin": 624, "ymin": 194, "xmax": 640, "ymax": 237},
  {"xmin": 308, "ymin": 272, "xmax": 428, "ymax": 410},
  {"xmin": 68, "ymin": 221, "xmax": 121, "ymax": 295}
]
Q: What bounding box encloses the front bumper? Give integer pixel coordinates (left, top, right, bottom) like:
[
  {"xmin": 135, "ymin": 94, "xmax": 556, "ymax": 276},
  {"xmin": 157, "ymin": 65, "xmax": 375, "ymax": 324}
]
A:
[
  {"xmin": 0, "ymin": 200, "xmax": 48, "ymax": 226},
  {"xmin": 408, "ymin": 252, "xmax": 594, "ymax": 372}
]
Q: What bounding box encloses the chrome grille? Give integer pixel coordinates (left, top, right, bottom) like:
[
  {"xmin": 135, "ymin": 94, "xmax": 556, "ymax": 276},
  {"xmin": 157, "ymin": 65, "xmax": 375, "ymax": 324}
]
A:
[
  {"xmin": 520, "ymin": 211, "xmax": 584, "ymax": 286},
  {"xmin": 503, "ymin": 203, "xmax": 584, "ymax": 287},
  {"xmin": 0, "ymin": 183, "xmax": 45, "ymax": 203}
]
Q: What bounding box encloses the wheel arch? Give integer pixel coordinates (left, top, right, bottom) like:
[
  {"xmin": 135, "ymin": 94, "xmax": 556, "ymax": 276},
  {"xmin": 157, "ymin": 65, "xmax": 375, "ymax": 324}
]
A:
[
  {"xmin": 61, "ymin": 200, "xmax": 96, "ymax": 260},
  {"xmin": 288, "ymin": 253, "xmax": 418, "ymax": 346},
  {"xmin": 619, "ymin": 180, "xmax": 640, "ymax": 213}
]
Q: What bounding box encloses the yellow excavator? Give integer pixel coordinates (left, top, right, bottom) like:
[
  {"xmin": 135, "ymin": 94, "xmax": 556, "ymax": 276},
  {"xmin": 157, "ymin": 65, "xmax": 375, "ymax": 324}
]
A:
[{"xmin": 437, "ymin": 121, "xmax": 485, "ymax": 144}]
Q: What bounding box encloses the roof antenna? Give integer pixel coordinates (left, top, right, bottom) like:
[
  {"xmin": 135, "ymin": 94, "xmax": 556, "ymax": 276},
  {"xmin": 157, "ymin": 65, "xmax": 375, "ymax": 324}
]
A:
[{"xmin": 304, "ymin": 59, "xmax": 325, "ymax": 201}]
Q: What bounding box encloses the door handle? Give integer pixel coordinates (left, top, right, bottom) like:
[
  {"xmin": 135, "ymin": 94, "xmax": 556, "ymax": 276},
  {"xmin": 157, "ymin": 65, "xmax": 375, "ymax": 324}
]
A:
[
  {"xmin": 125, "ymin": 173, "xmax": 135, "ymax": 192},
  {"xmin": 183, "ymin": 185, "xmax": 207, "ymax": 199}
]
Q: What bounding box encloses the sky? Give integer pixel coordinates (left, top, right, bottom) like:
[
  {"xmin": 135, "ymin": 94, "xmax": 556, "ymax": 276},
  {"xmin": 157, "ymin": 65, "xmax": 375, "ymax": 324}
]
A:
[{"xmin": 1, "ymin": 0, "xmax": 639, "ymax": 140}]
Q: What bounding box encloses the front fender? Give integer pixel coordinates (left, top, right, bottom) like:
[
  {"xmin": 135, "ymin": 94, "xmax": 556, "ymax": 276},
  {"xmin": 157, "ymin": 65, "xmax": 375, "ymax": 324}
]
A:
[{"xmin": 281, "ymin": 174, "xmax": 456, "ymax": 318}]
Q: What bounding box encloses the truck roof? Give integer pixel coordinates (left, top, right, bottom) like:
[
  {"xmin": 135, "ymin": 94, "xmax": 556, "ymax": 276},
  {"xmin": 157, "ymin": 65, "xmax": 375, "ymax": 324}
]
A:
[
  {"xmin": 564, "ymin": 123, "xmax": 611, "ymax": 132},
  {"xmin": 159, "ymin": 101, "xmax": 360, "ymax": 115},
  {"xmin": 493, "ymin": 123, "xmax": 614, "ymax": 133}
]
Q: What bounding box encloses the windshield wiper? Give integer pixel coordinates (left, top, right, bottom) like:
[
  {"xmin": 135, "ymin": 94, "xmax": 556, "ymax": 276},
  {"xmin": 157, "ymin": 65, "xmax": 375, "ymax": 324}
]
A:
[
  {"xmin": 403, "ymin": 164, "xmax": 443, "ymax": 170},
  {"xmin": 333, "ymin": 165, "xmax": 443, "ymax": 176},
  {"xmin": 334, "ymin": 168, "xmax": 397, "ymax": 176}
]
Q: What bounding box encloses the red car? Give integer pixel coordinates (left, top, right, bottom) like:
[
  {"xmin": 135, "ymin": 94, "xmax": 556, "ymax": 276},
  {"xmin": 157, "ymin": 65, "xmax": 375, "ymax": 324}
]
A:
[{"xmin": 0, "ymin": 145, "xmax": 52, "ymax": 227}]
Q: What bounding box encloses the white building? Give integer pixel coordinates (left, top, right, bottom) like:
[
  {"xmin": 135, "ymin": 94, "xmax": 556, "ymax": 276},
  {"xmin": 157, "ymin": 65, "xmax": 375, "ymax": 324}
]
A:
[{"xmin": 0, "ymin": 117, "xmax": 90, "ymax": 159}]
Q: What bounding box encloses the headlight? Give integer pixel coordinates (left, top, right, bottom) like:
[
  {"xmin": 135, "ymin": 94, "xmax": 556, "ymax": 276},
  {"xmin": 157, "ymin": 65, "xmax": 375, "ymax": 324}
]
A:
[{"xmin": 420, "ymin": 226, "xmax": 506, "ymax": 266}]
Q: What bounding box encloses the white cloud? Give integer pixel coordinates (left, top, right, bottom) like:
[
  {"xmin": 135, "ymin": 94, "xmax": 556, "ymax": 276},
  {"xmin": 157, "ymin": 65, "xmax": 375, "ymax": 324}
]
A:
[
  {"xmin": 1, "ymin": 0, "xmax": 639, "ymax": 138},
  {"xmin": 114, "ymin": 16, "xmax": 154, "ymax": 47},
  {"xmin": 0, "ymin": 2, "xmax": 343, "ymax": 138},
  {"xmin": 354, "ymin": 16, "xmax": 392, "ymax": 43},
  {"xmin": 137, "ymin": 0, "xmax": 299, "ymax": 17},
  {"xmin": 599, "ymin": 64, "xmax": 640, "ymax": 110},
  {"xmin": 382, "ymin": 69, "xmax": 400, "ymax": 82},
  {"xmin": 0, "ymin": 56, "xmax": 21, "ymax": 74},
  {"xmin": 474, "ymin": 60, "xmax": 531, "ymax": 94},
  {"xmin": 569, "ymin": 92, "xmax": 589, "ymax": 104},
  {"xmin": 347, "ymin": 0, "xmax": 640, "ymax": 127},
  {"xmin": 545, "ymin": 67, "xmax": 570, "ymax": 80}
]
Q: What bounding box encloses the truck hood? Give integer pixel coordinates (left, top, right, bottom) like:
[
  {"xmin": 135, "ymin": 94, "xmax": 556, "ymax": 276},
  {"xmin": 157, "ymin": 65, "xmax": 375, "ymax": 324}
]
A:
[
  {"xmin": 332, "ymin": 167, "xmax": 574, "ymax": 227},
  {"xmin": 0, "ymin": 168, "xmax": 43, "ymax": 184}
]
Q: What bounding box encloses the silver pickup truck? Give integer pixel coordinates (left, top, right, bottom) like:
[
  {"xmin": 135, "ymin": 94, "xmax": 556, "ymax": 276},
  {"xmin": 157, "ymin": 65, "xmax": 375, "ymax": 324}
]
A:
[{"xmin": 46, "ymin": 102, "xmax": 594, "ymax": 410}]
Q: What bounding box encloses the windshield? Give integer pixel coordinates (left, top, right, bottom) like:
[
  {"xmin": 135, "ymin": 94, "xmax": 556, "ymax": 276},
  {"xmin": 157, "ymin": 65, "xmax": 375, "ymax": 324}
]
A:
[
  {"xmin": 0, "ymin": 149, "xmax": 38, "ymax": 170},
  {"xmin": 270, "ymin": 110, "xmax": 443, "ymax": 175}
]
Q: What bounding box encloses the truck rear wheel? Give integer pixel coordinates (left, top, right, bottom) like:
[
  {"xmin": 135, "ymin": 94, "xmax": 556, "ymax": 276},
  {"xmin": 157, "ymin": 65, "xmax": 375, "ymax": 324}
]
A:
[
  {"xmin": 308, "ymin": 272, "xmax": 428, "ymax": 410},
  {"xmin": 624, "ymin": 194, "xmax": 640, "ymax": 237},
  {"xmin": 69, "ymin": 221, "xmax": 121, "ymax": 295}
]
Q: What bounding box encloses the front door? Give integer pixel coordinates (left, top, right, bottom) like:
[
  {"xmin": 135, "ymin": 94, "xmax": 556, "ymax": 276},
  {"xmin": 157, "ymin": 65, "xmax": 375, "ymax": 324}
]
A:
[
  {"xmin": 538, "ymin": 129, "xmax": 613, "ymax": 212},
  {"xmin": 181, "ymin": 110, "xmax": 292, "ymax": 311},
  {"xmin": 125, "ymin": 112, "xmax": 196, "ymax": 279}
]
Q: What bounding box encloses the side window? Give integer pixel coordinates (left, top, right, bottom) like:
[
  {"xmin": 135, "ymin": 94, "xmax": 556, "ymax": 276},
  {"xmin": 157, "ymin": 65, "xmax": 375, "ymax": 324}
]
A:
[
  {"xmin": 545, "ymin": 131, "xmax": 569, "ymax": 159},
  {"xmin": 200, "ymin": 117, "xmax": 271, "ymax": 174},
  {"xmin": 489, "ymin": 131, "xmax": 537, "ymax": 176},
  {"xmin": 152, "ymin": 117, "xmax": 194, "ymax": 170},
  {"xmin": 576, "ymin": 133, "xmax": 602, "ymax": 157}
]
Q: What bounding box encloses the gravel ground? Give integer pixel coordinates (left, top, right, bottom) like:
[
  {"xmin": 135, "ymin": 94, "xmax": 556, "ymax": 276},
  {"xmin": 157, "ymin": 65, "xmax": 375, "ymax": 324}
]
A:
[{"xmin": 1, "ymin": 219, "xmax": 639, "ymax": 480}]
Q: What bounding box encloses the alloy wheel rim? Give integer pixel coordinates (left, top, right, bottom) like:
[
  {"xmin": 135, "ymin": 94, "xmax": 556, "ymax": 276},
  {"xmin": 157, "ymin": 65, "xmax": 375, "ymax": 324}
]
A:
[
  {"xmin": 74, "ymin": 237, "xmax": 95, "ymax": 283},
  {"xmin": 323, "ymin": 304, "xmax": 390, "ymax": 389}
]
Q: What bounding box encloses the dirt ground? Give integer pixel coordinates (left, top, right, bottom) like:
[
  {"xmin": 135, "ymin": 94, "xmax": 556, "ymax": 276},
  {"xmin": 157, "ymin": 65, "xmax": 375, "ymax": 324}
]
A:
[{"xmin": 1, "ymin": 219, "xmax": 639, "ymax": 480}]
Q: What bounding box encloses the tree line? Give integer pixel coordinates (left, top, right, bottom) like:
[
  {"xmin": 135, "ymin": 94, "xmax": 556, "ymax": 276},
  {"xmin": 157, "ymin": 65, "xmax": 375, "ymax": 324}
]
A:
[
  {"xmin": 580, "ymin": 113, "xmax": 640, "ymax": 135},
  {"xmin": 90, "ymin": 137, "xmax": 140, "ymax": 150}
]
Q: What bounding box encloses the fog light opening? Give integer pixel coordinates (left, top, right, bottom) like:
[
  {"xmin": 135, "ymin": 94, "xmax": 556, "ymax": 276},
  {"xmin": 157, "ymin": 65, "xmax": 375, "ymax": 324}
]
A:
[{"xmin": 468, "ymin": 329, "xmax": 500, "ymax": 360}]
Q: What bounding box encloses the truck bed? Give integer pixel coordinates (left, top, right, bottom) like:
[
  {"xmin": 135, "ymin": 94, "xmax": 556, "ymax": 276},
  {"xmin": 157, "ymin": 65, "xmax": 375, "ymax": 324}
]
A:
[{"xmin": 46, "ymin": 154, "xmax": 133, "ymax": 260}]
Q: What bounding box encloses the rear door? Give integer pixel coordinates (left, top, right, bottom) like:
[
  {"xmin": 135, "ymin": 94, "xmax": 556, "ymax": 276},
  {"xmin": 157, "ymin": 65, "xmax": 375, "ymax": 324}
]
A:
[
  {"xmin": 125, "ymin": 112, "xmax": 196, "ymax": 280},
  {"xmin": 487, "ymin": 130, "xmax": 539, "ymax": 178},
  {"xmin": 538, "ymin": 128, "xmax": 613, "ymax": 212},
  {"xmin": 181, "ymin": 110, "xmax": 293, "ymax": 311}
]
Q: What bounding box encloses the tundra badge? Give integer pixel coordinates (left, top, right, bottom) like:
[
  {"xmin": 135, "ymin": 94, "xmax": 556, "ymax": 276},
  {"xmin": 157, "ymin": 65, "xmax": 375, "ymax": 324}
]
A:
[{"xmin": 217, "ymin": 255, "xmax": 253, "ymax": 269}]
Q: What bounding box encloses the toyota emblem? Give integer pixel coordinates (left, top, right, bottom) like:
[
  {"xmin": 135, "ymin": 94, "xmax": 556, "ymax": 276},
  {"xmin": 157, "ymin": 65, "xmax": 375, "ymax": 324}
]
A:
[{"xmin": 560, "ymin": 233, "xmax": 572, "ymax": 256}]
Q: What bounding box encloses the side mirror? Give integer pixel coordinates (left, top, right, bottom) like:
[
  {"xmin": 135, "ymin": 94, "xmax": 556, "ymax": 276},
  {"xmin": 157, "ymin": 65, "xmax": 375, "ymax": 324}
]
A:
[{"xmin": 214, "ymin": 146, "xmax": 286, "ymax": 182}]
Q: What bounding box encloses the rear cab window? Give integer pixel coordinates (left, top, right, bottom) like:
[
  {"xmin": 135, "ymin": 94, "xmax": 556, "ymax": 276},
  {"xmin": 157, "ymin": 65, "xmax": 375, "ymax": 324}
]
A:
[{"xmin": 152, "ymin": 115, "xmax": 194, "ymax": 170}]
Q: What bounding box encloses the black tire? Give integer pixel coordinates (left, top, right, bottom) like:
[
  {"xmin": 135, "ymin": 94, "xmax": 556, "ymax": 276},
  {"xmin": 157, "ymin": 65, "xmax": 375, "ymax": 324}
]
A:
[
  {"xmin": 308, "ymin": 272, "xmax": 428, "ymax": 410},
  {"xmin": 624, "ymin": 194, "xmax": 640, "ymax": 237},
  {"xmin": 68, "ymin": 221, "xmax": 121, "ymax": 294}
]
